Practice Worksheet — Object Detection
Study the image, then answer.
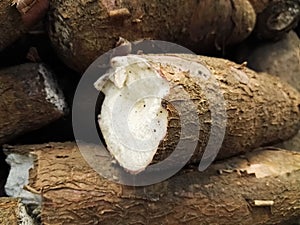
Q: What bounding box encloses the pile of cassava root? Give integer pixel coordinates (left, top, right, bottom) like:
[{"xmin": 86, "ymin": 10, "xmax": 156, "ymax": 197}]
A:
[{"xmin": 0, "ymin": 0, "xmax": 300, "ymax": 224}]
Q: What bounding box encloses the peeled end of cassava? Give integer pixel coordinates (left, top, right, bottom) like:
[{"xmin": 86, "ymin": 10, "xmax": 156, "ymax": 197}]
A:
[{"xmin": 95, "ymin": 55, "xmax": 169, "ymax": 174}]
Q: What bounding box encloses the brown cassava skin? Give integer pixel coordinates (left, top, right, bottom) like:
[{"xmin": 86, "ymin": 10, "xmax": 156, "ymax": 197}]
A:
[
  {"xmin": 234, "ymin": 31, "xmax": 300, "ymax": 151},
  {"xmin": 15, "ymin": 0, "xmax": 50, "ymax": 27},
  {"xmin": 48, "ymin": 0, "xmax": 256, "ymax": 72},
  {"xmin": 0, "ymin": 197, "xmax": 35, "ymax": 224},
  {"xmin": 0, "ymin": 0, "xmax": 27, "ymax": 50},
  {"xmin": 0, "ymin": 0, "xmax": 49, "ymax": 50},
  {"xmin": 5, "ymin": 142, "xmax": 300, "ymax": 225},
  {"xmin": 0, "ymin": 63, "xmax": 66, "ymax": 146},
  {"xmin": 248, "ymin": 0, "xmax": 300, "ymax": 40},
  {"xmin": 0, "ymin": 198, "xmax": 22, "ymax": 225},
  {"xmin": 103, "ymin": 54, "xmax": 300, "ymax": 169}
]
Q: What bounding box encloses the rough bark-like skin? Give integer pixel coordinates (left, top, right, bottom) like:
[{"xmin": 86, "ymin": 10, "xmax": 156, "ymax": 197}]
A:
[
  {"xmin": 0, "ymin": 0, "xmax": 27, "ymax": 50},
  {"xmin": 234, "ymin": 31, "xmax": 300, "ymax": 151},
  {"xmin": 103, "ymin": 54, "xmax": 300, "ymax": 168},
  {"xmin": 0, "ymin": 63, "xmax": 66, "ymax": 145},
  {"xmin": 15, "ymin": 0, "xmax": 50, "ymax": 27},
  {"xmin": 0, "ymin": 198, "xmax": 20, "ymax": 225},
  {"xmin": 0, "ymin": 197, "xmax": 33, "ymax": 225},
  {"xmin": 6, "ymin": 143, "xmax": 300, "ymax": 225},
  {"xmin": 249, "ymin": 0, "xmax": 300, "ymax": 40},
  {"xmin": 48, "ymin": 0, "xmax": 256, "ymax": 72},
  {"xmin": 0, "ymin": 197, "xmax": 35, "ymax": 224}
]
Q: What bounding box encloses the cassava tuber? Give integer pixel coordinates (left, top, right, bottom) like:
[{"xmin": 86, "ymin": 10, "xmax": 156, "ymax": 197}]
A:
[
  {"xmin": 0, "ymin": 0, "xmax": 27, "ymax": 50},
  {"xmin": 12, "ymin": 0, "xmax": 50, "ymax": 28},
  {"xmin": 48, "ymin": 0, "xmax": 256, "ymax": 72},
  {"xmin": 0, "ymin": 63, "xmax": 67, "ymax": 146},
  {"xmin": 3, "ymin": 142, "xmax": 300, "ymax": 225},
  {"xmin": 95, "ymin": 54, "xmax": 300, "ymax": 173},
  {"xmin": 0, "ymin": 0, "xmax": 49, "ymax": 51}
]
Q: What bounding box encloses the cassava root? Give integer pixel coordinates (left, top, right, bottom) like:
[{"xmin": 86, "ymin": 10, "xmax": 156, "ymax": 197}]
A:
[
  {"xmin": 48, "ymin": 0, "xmax": 256, "ymax": 72},
  {"xmin": 3, "ymin": 142, "xmax": 300, "ymax": 225},
  {"xmin": 95, "ymin": 54, "xmax": 300, "ymax": 173},
  {"xmin": 0, "ymin": 63, "xmax": 67, "ymax": 145}
]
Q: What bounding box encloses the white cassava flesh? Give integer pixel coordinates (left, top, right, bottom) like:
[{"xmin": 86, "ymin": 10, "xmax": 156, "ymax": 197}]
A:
[
  {"xmin": 5, "ymin": 153, "xmax": 42, "ymax": 205},
  {"xmin": 39, "ymin": 64, "xmax": 67, "ymax": 113},
  {"xmin": 95, "ymin": 56, "xmax": 169, "ymax": 173}
]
